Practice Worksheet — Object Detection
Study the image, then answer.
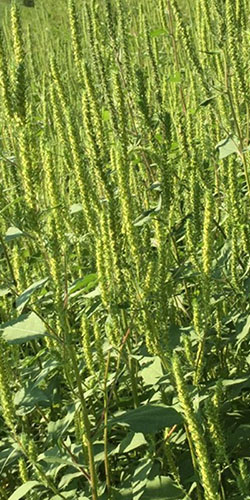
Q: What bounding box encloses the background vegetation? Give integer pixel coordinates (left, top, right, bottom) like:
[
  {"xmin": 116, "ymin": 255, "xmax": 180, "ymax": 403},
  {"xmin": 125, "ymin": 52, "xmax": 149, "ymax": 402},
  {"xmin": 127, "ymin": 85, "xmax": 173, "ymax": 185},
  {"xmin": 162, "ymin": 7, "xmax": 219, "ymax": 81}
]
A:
[{"xmin": 0, "ymin": 0, "xmax": 249, "ymax": 499}]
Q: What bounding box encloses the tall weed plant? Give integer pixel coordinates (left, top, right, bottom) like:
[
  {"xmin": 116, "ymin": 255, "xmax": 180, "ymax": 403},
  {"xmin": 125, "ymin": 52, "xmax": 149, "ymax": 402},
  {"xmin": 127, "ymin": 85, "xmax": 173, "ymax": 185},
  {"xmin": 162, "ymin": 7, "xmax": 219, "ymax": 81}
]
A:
[{"xmin": 0, "ymin": 0, "xmax": 249, "ymax": 499}]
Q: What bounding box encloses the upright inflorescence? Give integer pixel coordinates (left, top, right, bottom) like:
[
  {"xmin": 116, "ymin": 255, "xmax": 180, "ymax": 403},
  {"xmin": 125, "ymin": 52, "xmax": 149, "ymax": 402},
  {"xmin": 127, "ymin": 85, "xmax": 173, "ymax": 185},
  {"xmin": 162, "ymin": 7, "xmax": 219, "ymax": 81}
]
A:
[
  {"xmin": 0, "ymin": 339, "xmax": 16, "ymax": 431},
  {"xmin": 172, "ymin": 352, "xmax": 220, "ymax": 500}
]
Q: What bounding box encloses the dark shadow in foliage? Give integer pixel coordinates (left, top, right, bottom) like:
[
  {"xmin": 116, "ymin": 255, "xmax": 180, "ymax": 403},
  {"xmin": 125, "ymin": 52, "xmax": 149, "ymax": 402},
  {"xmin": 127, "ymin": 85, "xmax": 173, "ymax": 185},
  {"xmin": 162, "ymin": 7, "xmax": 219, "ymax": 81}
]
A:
[{"xmin": 23, "ymin": 0, "xmax": 34, "ymax": 6}]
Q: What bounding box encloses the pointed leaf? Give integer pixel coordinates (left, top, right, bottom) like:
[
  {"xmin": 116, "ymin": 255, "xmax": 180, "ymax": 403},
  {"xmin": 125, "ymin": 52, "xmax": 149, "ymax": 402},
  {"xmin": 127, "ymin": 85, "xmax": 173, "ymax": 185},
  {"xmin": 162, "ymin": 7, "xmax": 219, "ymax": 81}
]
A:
[
  {"xmin": 236, "ymin": 315, "xmax": 250, "ymax": 345},
  {"xmin": 8, "ymin": 481, "xmax": 42, "ymax": 500},
  {"xmin": 5, "ymin": 226, "xmax": 24, "ymax": 242},
  {"xmin": 110, "ymin": 405, "xmax": 182, "ymax": 434},
  {"xmin": 69, "ymin": 203, "xmax": 83, "ymax": 214},
  {"xmin": 141, "ymin": 476, "xmax": 185, "ymax": 499},
  {"xmin": 16, "ymin": 277, "xmax": 48, "ymax": 312},
  {"xmin": 133, "ymin": 196, "xmax": 162, "ymax": 226},
  {"xmin": 200, "ymin": 95, "xmax": 217, "ymax": 106},
  {"xmin": 216, "ymin": 135, "xmax": 239, "ymax": 159},
  {"xmin": 1, "ymin": 312, "xmax": 47, "ymax": 344},
  {"xmin": 112, "ymin": 432, "xmax": 147, "ymax": 455}
]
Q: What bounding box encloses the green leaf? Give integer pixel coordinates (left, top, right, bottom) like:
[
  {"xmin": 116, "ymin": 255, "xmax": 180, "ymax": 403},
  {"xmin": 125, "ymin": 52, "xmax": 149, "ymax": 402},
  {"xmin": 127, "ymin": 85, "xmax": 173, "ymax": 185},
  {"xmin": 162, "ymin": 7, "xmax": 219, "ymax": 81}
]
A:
[
  {"xmin": 150, "ymin": 28, "xmax": 166, "ymax": 37},
  {"xmin": 236, "ymin": 315, "xmax": 250, "ymax": 346},
  {"xmin": 58, "ymin": 471, "xmax": 83, "ymax": 489},
  {"xmin": 14, "ymin": 384, "xmax": 50, "ymax": 415},
  {"xmin": 69, "ymin": 274, "xmax": 98, "ymax": 294},
  {"xmin": 110, "ymin": 405, "xmax": 182, "ymax": 434},
  {"xmin": 141, "ymin": 476, "xmax": 185, "ymax": 499},
  {"xmin": 216, "ymin": 135, "xmax": 239, "ymax": 159},
  {"xmin": 84, "ymin": 284, "xmax": 101, "ymax": 298},
  {"xmin": 48, "ymin": 404, "xmax": 79, "ymax": 440},
  {"xmin": 50, "ymin": 490, "xmax": 77, "ymax": 500},
  {"xmin": 16, "ymin": 277, "xmax": 48, "ymax": 312},
  {"xmin": 138, "ymin": 357, "xmax": 163, "ymax": 386},
  {"xmin": 133, "ymin": 196, "xmax": 162, "ymax": 226},
  {"xmin": 0, "ymin": 287, "xmax": 11, "ymax": 297},
  {"xmin": 102, "ymin": 108, "xmax": 111, "ymax": 121},
  {"xmin": 169, "ymin": 72, "xmax": 181, "ymax": 83},
  {"xmin": 149, "ymin": 182, "xmax": 161, "ymax": 191},
  {"xmin": 39, "ymin": 455, "xmax": 76, "ymax": 467},
  {"xmin": 132, "ymin": 458, "xmax": 152, "ymax": 500},
  {"xmin": 200, "ymin": 95, "xmax": 217, "ymax": 106},
  {"xmin": 112, "ymin": 432, "xmax": 147, "ymax": 455},
  {"xmin": 1, "ymin": 312, "xmax": 47, "ymax": 344},
  {"xmin": 222, "ymin": 377, "xmax": 250, "ymax": 396},
  {"xmin": 69, "ymin": 203, "xmax": 83, "ymax": 214},
  {"xmin": 5, "ymin": 226, "xmax": 24, "ymax": 242},
  {"xmin": 8, "ymin": 481, "xmax": 42, "ymax": 500}
]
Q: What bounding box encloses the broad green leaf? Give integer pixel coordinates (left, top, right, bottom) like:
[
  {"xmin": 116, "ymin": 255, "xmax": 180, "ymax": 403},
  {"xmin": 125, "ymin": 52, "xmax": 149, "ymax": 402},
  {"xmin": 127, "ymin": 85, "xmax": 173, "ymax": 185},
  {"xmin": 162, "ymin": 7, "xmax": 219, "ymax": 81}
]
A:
[
  {"xmin": 110, "ymin": 405, "xmax": 182, "ymax": 433},
  {"xmin": 16, "ymin": 277, "xmax": 48, "ymax": 312},
  {"xmin": 138, "ymin": 357, "xmax": 163, "ymax": 386},
  {"xmin": 39, "ymin": 455, "xmax": 77, "ymax": 467},
  {"xmin": 222, "ymin": 377, "xmax": 250, "ymax": 396},
  {"xmin": 236, "ymin": 315, "xmax": 250, "ymax": 346},
  {"xmin": 5, "ymin": 226, "xmax": 24, "ymax": 242},
  {"xmin": 34, "ymin": 358, "xmax": 60, "ymax": 385},
  {"xmin": 141, "ymin": 476, "xmax": 185, "ymax": 499},
  {"xmin": 112, "ymin": 432, "xmax": 147, "ymax": 455},
  {"xmin": 14, "ymin": 384, "xmax": 50, "ymax": 415},
  {"xmin": 48, "ymin": 404, "xmax": 79, "ymax": 439},
  {"xmin": 1, "ymin": 312, "xmax": 47, "ymax": 344},
  {"xmin": 58, "ymin": 471, "xmax": 83, "ymax": 489},
  {"xmin": 8, "ymin": 481, "xmax": 42, "ymax": 500},
  {"xmin": 132, "ymin": 458, "xmax": 152, "ymax": 500},
  {"xmin": 216, "ymin": 135, "xmax": 239, "ymax": 159}
]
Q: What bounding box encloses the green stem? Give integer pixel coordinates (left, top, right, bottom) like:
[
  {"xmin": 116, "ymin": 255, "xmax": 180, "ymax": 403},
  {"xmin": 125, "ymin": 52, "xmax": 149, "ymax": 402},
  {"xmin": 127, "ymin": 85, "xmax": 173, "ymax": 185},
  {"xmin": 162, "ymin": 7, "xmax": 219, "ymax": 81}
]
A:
[
  {"xmin": 127, "ymin": 350, "xmax": 139, "ymax": 408},
  {"xmin": 121, "ymin": 309, "xmax": 139, "ymax": 408},
  {"xmin": 185, "ymin": 424, "xmax": 203, "ymax": 500},
  {"xmin": 68, "ymin": 345, "xmax": 98, "ymax": 500},
  {"xmin": 104, "ymin": 351, "xmax": 112, "ymax": 497}
]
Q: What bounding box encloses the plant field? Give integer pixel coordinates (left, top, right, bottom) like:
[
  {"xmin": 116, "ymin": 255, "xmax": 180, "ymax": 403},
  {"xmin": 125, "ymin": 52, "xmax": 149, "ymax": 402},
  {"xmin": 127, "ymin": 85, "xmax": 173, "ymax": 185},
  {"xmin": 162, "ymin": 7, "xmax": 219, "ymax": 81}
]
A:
[{"xmin": 0, "ymin": 1, "xmax": 250, "ymax": 499}]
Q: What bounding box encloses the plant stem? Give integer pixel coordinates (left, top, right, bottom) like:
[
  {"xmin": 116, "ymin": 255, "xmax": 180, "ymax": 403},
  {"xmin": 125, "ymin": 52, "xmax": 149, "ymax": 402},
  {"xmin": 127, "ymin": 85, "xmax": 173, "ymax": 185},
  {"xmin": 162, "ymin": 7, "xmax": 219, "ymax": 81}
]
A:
[
  {"xmin": 68, "ymin": 345, "xmax": 98, "ymax": 500},
  {"xmin": 103, "ymin": 351, "xmax": 112, "ymax": 497}
]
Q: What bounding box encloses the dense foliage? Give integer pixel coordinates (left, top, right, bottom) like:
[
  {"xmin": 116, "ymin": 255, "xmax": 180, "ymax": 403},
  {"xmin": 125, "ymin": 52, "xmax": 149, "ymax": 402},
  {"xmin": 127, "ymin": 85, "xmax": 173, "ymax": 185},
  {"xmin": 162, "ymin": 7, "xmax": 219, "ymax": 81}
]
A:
[{"xmin": 0, "ymin": 0, "xmax": 249, "ymax": 499}]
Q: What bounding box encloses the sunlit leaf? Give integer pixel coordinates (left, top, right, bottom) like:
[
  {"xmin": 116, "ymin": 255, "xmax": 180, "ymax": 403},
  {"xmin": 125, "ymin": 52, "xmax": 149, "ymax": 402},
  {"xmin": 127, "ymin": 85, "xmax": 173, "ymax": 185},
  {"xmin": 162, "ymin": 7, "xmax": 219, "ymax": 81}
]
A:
[
  {"xmin": 110, "ymin": 405, "xmax": 182, "ymax": 433},
  {"xmin": 1, "ymin": 312, "xmax": 47, "ymax": 344},
  {"xmin": 16, "ymin": 277, "xmax": 48, "ymax": 312},
  {"xmin": 216, "ymin": 135, "xmax": 239, "ymax": 159},
  {"xmin": 8, "ymin": 482, "xmax": 42, "ymax": 500}
]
